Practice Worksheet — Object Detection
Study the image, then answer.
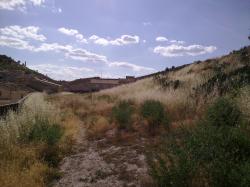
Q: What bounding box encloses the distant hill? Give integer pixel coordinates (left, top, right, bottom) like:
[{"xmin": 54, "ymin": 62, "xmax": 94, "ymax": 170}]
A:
[{"xmin": 0, "ymin": 55, "xmax": 61, "ymax": 104}]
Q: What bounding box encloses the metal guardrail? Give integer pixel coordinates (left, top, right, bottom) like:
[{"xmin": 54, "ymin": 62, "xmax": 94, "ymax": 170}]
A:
[{"xmin": 0, "ymin": 93, "xmax": 32, "ymax": 116}]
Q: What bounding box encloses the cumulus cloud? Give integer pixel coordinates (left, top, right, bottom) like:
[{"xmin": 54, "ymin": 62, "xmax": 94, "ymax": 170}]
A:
[
  {"xmin": 109, "ymin": 61, "xmax": 155, "ymax": 73},
  {"xmin": 154, "ymin": 44, "xmax": 217, "ymax": 57},
  {"xmin": 58, "ymin": 27, "xmax": 88, "ymax": 43},
  {"xmin": 89, "ymin": 35, "xmax": 140, "ymax": 46},
  {"xmin": 170, "ymin": 39, "xmax": 185, "ymax": 44},
  {"xmin": 33, "ymin": 42, "xmax": 108, "ymax": 63},
  {"xmin": 156, "ymin": 36, "xmax": 168, "ymax": 42},
  {"xmin": 65, "ymin": 48, "xmax": 108, "ymax": 63},
  {"xmin": 0, "ymin": 25, "xmax": 152, "ymax": 74},
  {"xmin": 28, "ymin": 64, "xmax": 94, "ymax": 81},
  {"xmin": 34, "ymin": 43, "xmax": 153, "ymax": 73},
  {"xmin": 0, "ymin": 35, "xmax": 34, "ymax": 50},
  {"xmin": 0, "ymin": 0, "xmax": 45, "ymax": 10},
  {"xmin": 89, "ymin": 35, "xmax": 99, "ymax": 40},
  {"xmin": 0, "ymin": 25, "xmax": 46, "ymax": 41}
]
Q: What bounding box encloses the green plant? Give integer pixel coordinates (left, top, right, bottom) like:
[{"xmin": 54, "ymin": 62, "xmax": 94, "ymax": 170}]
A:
[
  {"xmin": 20, "ymin": 117, "xmax": 63, "ymax": 145},
  {"xmin": 111, "ymin": 100, "xmax": 134, "ymax": 130},
  {"xmin": 148, "ymin": 98, "xmax": 250, "ymax": 187},
  {"xmin": 205, "ymin": 97, "xmax": 241, "ymax": 127},
  {"xmin": 140, "ymin": 100, "xmax": 168, "ymax": 129}
]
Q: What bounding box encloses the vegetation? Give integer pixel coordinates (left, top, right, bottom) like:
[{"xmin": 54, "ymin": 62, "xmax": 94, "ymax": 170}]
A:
[
  {"xmin": 148, "ymin": 96, "xmax": 250, "ymax": 187},
  {"xmin": 205, "ymin": 97, "xmax": 241, "ymax": 127},
  {"xmin": 140, "ymin": 100, "xmax": 169, "ymax": 131},
  {"xmin": 0, "ymin": 93, "xmax": 77, "ymax": 187},
  {"xmin": 0, "ymin": 55, "xmax": 35, "ymax": 74},
  {"xmin": 111, "ymin": 100, "xmax": 134, "ymax": 130}
]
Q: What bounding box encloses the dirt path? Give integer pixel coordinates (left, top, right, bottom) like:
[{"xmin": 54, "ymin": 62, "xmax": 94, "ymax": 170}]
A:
[{"xmin": 54, "ymin": 124, "xmax": 152, "ymax": 187}]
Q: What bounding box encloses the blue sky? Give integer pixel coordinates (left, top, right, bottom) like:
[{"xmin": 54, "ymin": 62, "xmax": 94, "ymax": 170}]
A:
[{"xmin": 0, "ymin": 0, "xmax": 249, "ymax": 80}]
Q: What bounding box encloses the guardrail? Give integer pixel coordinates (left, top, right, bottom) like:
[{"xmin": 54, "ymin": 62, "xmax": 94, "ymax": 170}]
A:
[{"xmin": 0, "ymin": 93, "xmax": 32, "ymax": 116}]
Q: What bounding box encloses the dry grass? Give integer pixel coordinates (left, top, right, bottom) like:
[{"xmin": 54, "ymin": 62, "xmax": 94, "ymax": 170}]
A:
[
  {"xmin": 236, "ymin": 86, "xmax": 250, "ymax": 121},
  {"xmin": 0, "ymin": 93, "xmax": 78, "ymax": 187},
  {"xmin": 97, "ymin": 65, "xmax": 209, "ymax": 123}
]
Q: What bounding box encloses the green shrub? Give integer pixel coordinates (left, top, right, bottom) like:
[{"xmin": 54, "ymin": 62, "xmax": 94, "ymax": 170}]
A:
[
  {"xmin": 20, "ymin": 117, "xmax": 63, "ymax": 145},
  {"xmin": 111, "ymin": 100, "xmax": 134, "ymax": 130},
  {"xmin": 205, "ymin": 97, "xmax": 241, "ymax": 127},
  {"xmin": 140, "ymin": 100, "xmax": 168, "ymax": 129},
  {"xmin": 148, "ymin": 98, "xmax": 250, "ymax": 187}
]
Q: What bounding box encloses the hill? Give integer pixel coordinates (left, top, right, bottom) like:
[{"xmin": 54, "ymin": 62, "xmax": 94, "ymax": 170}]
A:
[{"xmin": 0, "ymin": 55, "xmax": 62, "ymax": 104}]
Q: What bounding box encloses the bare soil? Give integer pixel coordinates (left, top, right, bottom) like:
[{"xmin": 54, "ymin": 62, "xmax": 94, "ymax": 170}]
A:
[{"xmin": 54, "ymin": 124, "xmax": 153, "ymax": 187}]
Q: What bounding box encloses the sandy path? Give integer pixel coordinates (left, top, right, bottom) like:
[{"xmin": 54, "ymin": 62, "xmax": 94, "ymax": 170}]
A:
[{"xmin": 54, "ymin": 125, "xmax": 152, "ymax": 187}]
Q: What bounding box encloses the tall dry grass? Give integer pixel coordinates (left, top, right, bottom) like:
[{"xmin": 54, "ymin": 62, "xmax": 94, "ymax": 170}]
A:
[
  {"xmin": 236, "ymin": 86, "xmax": 250, "ymax": 121},
  {"xmin": 98, "ymin": 64, "xmax": 215, "ymax": 122},
  {"xmin": 0, "ymin": 93, "xmax": 78, "ymax": 187}
]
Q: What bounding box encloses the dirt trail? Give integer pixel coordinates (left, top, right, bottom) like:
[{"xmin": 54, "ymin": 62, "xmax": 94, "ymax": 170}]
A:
[{"xmin": 54, "ymin": 124, "xmax": 152, "ymax": 187}]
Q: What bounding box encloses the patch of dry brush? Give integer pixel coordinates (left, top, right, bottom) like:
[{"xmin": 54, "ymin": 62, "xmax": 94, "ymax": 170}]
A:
[{"xmin": 0, "ymin": 93, "xmax": 78, "ymax": 187}]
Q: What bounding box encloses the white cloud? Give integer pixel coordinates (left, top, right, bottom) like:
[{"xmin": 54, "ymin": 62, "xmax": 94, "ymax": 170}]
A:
[
  {"xmin": 65, "ymin": 48, "xmax": 108, "ymax": 63},
  {"xmin": 170, "ymin": 40, "xmax": 185, "ymax": 44},
  {"xmin": 58, "ymin": 27, "xmax": 78, "ymax": 36},
  {"xmin": 142, "ymin": 22, "xmax": 152, "ymax": 26},
  {"xmin": 34, "ymin": 43, "xmax": 73, "ymax": 53},
  {"xmin": 153, "ymin": 44, "xmax": 217, "ymax": 57},
  {"xmin": 0, "ymin": 25, "xmax": 46, "ymax": 41},
  {"xmin": 0, "ymin": 35, "xmax": 34, "ymax": 50},
  {"xmin": 33, "ymin": 43, "xmax": 153, "ymax": 73},
  {"xmin": 89, "ymin": 35, "xmax": 99, "ymax": 40},
  {"xmin": 58, "ymin": 7, "xmax": 62, "ymax": 13},
  {"xmin": 0, "ymin": 0, "xmax": 45, "ymax": 10},
  {"xmin": 156, "ymin": 36, "xmax": 168, "ymax": 42},
  {"xmin": 0, "ymin": 25, "xmax": 152, "ymax": 74},
  {"xmin": 33, "ymin": 42, "xmax": 107, "ymax": 63},
  {"xmin": 58, "ymin": 27, "xmax": 88, "ymax": 43},
  {"xmin": 28, "ymin": 64, "xmax": 94, "ymax": 81},
  {"xmin": 89, "ymin": 35, "xmax": 140, "ymax": 46},
  {"xmin": 109, "ymin": 62, "xmax": 155, "ymax": 73}
]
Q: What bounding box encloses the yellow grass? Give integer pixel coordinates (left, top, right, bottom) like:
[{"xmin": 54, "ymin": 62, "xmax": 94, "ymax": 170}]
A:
[{"xmin": 0, "ymin": 93, "xmax": 78, "ymax": 187}]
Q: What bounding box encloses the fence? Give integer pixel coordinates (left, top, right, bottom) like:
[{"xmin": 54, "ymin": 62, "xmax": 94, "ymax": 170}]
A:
[{"xmin": 0, "ymin": 93, "xmax": 31, "ymax": 116}]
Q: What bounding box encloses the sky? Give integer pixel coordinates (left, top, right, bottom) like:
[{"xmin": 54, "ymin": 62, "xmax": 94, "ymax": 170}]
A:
[{"xmin": 0, "ymin": 0, "xmax": 249, "ymax": 81}]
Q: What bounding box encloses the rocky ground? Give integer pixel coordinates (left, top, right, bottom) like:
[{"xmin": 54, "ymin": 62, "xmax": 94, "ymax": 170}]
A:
[{"xmin": 54, "ymin": 125, "xmax": 153, "ymax": 187}]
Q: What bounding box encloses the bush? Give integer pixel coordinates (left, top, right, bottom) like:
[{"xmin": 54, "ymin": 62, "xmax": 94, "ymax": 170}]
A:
[
  {"xmin": 25, "ymin": 118, "xmax": 63, "ymax": 145},
  {"xmin": 205, "ymin": 97, "xmax": 241, "ymax": 127},
  {"xmin": 111, "ymin": 100, "xmax": 134, "ymax": 130},
  {"xmin": 140, "ymin": 100, "xmax": 168, "ymax": 129},
  {"xmin": 148, "ymin": 98, "xmax": 250, "ymax": 187}
]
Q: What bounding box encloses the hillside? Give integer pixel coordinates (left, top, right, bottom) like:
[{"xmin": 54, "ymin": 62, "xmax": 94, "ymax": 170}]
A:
[
  {"xmin": 49, "ymin": 46, "xmax": 249, "ymax": 186},
  {"xmin": 0, "ymin": 55, "xmax": 61, "ymax": 104},
  {"xmin": 100, "ymin": 46, "xmax": 250, "ymax": 105}
]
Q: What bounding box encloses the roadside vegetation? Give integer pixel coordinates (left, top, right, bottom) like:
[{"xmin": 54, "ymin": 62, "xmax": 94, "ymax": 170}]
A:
[{"xmin": 0, "ymin": 93, "xmax": 78, "ymax": 187}]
